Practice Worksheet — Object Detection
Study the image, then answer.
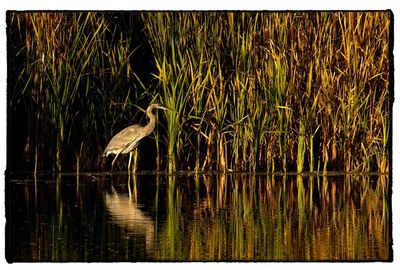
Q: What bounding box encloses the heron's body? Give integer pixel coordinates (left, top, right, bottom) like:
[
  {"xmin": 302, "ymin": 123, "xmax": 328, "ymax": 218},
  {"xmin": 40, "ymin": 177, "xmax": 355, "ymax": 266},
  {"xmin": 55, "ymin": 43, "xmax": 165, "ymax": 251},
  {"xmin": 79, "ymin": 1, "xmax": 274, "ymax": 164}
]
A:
[
  {"xmin": 104, "ymin": 103, "xmax": 168, "ymax": 170},
  {"xmin": 104, "ymin": 124, "xmax": 152, "ymax": 156}
]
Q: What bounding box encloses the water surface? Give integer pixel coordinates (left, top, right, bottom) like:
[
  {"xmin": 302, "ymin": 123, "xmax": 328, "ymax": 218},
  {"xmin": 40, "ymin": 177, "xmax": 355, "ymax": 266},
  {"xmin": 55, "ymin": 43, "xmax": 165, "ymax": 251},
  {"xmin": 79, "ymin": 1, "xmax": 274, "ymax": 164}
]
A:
[{"xmin": 5, "ymin": 172, "xmax": 390, "ymax": 261}]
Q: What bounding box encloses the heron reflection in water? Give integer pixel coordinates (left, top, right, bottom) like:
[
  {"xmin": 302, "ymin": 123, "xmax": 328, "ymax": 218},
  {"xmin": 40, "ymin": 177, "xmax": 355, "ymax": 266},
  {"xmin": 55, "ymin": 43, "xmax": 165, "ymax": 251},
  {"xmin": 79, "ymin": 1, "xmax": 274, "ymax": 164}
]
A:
[
  {"xmin": 104, "ymin": 188, "xmax": 155, "ymax": 254},
  {"xmin": 104, "ymin": 103, "xmax": 170, "ymax": 171}
]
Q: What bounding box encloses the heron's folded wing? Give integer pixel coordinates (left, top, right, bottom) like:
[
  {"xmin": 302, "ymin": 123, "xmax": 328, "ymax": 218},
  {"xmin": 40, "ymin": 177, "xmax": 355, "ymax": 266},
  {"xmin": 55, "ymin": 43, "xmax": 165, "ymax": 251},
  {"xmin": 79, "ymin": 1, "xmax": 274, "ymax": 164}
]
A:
[{"xmin": 104, "ymin": 125, "xmax": 143, "ymax": 154}]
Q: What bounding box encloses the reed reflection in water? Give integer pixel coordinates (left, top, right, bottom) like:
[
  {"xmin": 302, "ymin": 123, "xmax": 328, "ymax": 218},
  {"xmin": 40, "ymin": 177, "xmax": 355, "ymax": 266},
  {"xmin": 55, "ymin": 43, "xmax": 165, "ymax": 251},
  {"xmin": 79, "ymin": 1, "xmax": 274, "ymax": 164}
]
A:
[{"xmin": 5, "ymin": 172, "xmax": 390, "ymax": 261}]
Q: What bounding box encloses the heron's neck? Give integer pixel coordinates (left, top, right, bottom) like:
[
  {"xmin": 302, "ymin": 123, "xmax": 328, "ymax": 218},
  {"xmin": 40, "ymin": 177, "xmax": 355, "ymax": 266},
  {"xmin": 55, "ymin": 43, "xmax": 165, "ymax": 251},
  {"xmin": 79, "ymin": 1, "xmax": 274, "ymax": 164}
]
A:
[{"xmin": 146, "ymin": 111, "xmax": 156, "ymax": 134}]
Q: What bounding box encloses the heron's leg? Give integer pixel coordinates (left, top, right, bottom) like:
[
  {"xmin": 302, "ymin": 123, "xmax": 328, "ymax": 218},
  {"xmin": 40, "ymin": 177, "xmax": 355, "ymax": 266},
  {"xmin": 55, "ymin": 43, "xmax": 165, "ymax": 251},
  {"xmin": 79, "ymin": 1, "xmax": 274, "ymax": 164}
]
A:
[
  {"xmin": 128, "ymin": 152, "xmax": 133, "ymax": 175},
  {"xmin": 111, "ymin": 153, "xmax": 120, "ymax": 168},
  {"xmin": 132, "ymin": 173, "xmax": 138, "ymax": 203},
  {"xmin": 127, "ymin": 173, "xmax": 132, "ymax": 199},
  {"xmin": 133, "ymin": 148, "xmax": 138, "ymax": 173}
]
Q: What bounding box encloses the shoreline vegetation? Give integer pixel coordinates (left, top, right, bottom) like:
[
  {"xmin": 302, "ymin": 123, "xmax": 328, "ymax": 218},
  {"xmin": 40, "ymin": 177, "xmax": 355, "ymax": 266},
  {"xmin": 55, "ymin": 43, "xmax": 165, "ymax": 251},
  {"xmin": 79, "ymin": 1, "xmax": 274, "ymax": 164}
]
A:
[{"xmin": 7, "ymin": 12, "xmax": 391, "ymax": 174}]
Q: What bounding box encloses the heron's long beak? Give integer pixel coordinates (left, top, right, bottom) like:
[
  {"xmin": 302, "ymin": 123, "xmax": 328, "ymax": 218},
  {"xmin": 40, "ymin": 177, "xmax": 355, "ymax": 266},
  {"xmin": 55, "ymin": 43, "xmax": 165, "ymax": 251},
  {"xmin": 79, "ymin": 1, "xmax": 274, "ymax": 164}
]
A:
[{"xmin": 159, "ymin": 106, "xmax": 173, "ymax": 111}]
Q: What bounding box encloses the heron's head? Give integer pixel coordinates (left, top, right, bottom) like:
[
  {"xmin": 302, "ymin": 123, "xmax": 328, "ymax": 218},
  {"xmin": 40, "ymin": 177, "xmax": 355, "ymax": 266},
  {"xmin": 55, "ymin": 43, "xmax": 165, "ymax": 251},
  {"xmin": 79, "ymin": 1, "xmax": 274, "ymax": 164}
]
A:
[{"xmin": 148, "ymin": 103, "xmax": 172, "ymax": 113}]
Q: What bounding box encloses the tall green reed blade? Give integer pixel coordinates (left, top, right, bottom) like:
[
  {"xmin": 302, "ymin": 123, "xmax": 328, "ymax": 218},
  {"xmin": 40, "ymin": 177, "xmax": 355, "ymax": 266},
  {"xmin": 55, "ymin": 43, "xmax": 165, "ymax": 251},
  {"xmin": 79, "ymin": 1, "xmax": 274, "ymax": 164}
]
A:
[
  {"xmin": 297, "ymin": 120, "xmax": 306, "ymax": 174},
  {"xmin": 18, "ymin": 13, "xmax": 108, "ymax": 171},
  {"xmin": 143, "ymin": 13, "xmax": 194, "ymax": 172}
]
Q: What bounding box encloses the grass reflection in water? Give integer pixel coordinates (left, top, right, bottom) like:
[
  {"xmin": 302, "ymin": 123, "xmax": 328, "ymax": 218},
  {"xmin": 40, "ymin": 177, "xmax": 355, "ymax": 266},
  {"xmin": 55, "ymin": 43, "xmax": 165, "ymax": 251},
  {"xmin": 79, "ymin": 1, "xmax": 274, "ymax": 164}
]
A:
[{"xmin": 5, "ymin": 172, "xmax": 390, "ymax": 261}]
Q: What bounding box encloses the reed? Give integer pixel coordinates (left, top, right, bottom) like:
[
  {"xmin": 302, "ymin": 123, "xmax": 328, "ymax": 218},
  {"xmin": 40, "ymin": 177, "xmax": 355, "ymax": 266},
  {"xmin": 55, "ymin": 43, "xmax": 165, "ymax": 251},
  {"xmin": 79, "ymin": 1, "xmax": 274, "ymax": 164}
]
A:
[
  {"xmin": 142, "ymin": 14, "xmax": 195, "ymax": 173},
  {"xmin": 8, "ymin": 11, "xmax": 390, "ymax": 173},
  {"xmin": 9, "ymin": 12, "xmax": 147, "ymax": 171}
]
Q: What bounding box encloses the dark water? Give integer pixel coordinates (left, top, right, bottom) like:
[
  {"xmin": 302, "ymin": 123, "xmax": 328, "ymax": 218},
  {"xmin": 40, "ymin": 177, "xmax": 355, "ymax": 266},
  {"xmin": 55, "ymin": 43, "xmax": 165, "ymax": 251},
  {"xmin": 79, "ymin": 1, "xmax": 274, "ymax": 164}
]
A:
[{"xmin": 5, "ymin": 172, "xmax": 391, "ymax": 262}]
